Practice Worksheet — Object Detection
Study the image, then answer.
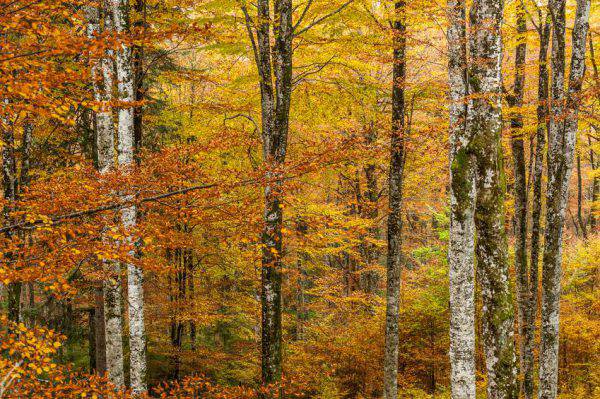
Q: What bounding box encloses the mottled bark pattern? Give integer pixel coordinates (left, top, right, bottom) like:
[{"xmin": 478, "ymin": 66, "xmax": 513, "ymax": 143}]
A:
[
  {"xmin": 384, "ymin": 2, "xmax": 406, "ymax": 398},
  {"xmin": 87, "ymin": 3, "xmax": 125, "ymax": 387},
  {"xmin": 110, "ymin": 0, "xmax": 148, "ymax": 393},
  {"xmin": 469, "ymin": 1, "xmax": 518, "ymax": 397},
  {"xmin": 249, "ymin": 0, "xmax": 292, "ymax": 386},
  {"xmin": 539, "ymin": 1, "xmax": 590, "ymax": 398},
  {"xmin": 103, "ymin": 266, "xmax": 125, "ymax": 387},
  {"xmin": 447, "ymin": 0, "xmax": 476, "ymax": 398}
]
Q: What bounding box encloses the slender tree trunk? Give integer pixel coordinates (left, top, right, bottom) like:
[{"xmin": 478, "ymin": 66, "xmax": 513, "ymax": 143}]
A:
[
  {"xmin": 133, "ymin": 0, "xmax": 145, "ymax": 157},
  {"xmin": 589, "ymin": 35, "xmax": 599, "ymax": 230},
  {"xmin": 360, "ymin": 124, "xmax": 380, "ymax": 293},
  {"xmin": 110, "ymin": 0, "xmax": 147, "ymax": 392},
  {"xmin": 384, "ymin": 2, "xmax": 406, "ymax": 398},
  {"xmin": 187, "ymin": 249, "xmax": 196, "ymax": 350},
  {"xmin": 508, "ymin": 3, "xmax": 530, "ymax": 397},
  {"xmin": 247, "ymin": 0, "xmax": 292, "ymax": 386},
  {"xmin": 95, "ymin": 288, "xmax": 107, "ymax": 374},
  {"xmin": 576, "ymin": 154, "xmax": 587, "ymax": 238},
  {"xmin": 539, "ymin": 1, "xmax": 590, "ymax": 398},
  {"xmin": 2, "ymin": 111, "xmax": 20, "ymax": 324},
  {"xmin": 447, "ymin": 0, "xmax": 476, "ymax": 398},
  {"xmin": 589, "ymin": 134, "xmax": 598, "ymax": 230},
  {"xmin": 88, "ymin": 3, "xmax": 125, "ymax": 387},
  {"xmin": 524, "ymin": 12, "xmax": 551, "ymax": 399},
  {"xmin": 88, "ymin": 308, "xmax": 97, "ymax": 372}
]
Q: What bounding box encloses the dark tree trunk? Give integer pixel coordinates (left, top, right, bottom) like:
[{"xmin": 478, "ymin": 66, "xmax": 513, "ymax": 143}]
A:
[
  {"xmin": 88, "ymin": 308, "xmax": 97, "ymax": 372},
  {"xmin": 94, "ymin": 288, "xmax": 107, "ymax": 374},
  {"xmin": 589, "ymin": 34, "xmax": 599, "ymax": 230},
  {"xmin": 360, "ymin": 124, "xmax": 380, "ymax": 293},
  {"xmin": 384, "ymin": 2, "xmax": 406, "ymax": 398},
  {"xmin": 507, "ymin": 4, "xmax": 531, "ymax": 397},
  {"xmin": 244, "ymin": 0, "xmax": 292, "ymax": 386},
  {"xmin": 3, "ymin": 117, "xmax": 20, "ymax": 324},
  {"xmin": 576, "ymin": 154, "xmax": 587, "ymax": 238},
  {"xmin": 524, "ymin": 12, "xmax": 551, "ymax": 399},
  {"xmin": 133, "ymin": 0, "xmax": 145, "ymax": 158}
]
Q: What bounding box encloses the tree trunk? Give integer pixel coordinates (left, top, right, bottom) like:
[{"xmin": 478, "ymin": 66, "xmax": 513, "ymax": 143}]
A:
[
  {"xmin": 469, "ymin": 1, "xmax": 518, "ymax": 397},
  {"xmin": 447, "ymin": 0, "xmax": 476, "ymax": 398},
  {"xmin": 246, "ymin": 0, "xmax": 292, "ymax": 386},
  {"xmin": 133, "ymin": 0, "xmax": 145, "ymax": 158},
  {"xmin": 576, "ymin": 154, "xmax": 587, "ymax": 238},
  {"xmin": 110, "ymin": 0, "xmax": 148, "ymax": 392},
  {"xmin": 88, "ymin": 308, "xmax": 97, "ymax": 372},
  {"xmin": 524, "ymin": 12, "xmax": 551, "ymax": 399},
  {"xmin": 589, "ymin": 35, "xmax": 599, "ymax": 231},
  {"xmin": 95, "ymin": 288, "xmax": 107, "ymax": 374},
  {"xmin": 508, "ymin": 3, "xmax": 530, "ymax": 397},
  {"xmin": 360, "ymin": 123, "xmax": 380, "ymax": 293},
  {"xmin": 384, "ymin": 2, "xmax": 406, "ymax": 398},
  {"xmin": 2, "ymin": 110, "xmax": 20, "ymax": 324},
  {"xmin": 88, "ymin": 3, "xmax": 125, "ymax": 387},
  {"xmin": 539, "ymin": 1, "xmax": 590, "ymax": 398}
]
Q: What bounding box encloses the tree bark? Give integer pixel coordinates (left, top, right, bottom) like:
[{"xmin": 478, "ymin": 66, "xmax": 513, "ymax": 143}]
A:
[
  {"xmin": 539, "ymin": 1, "xmax": 590, "ymax": 398},
  {"xmin": 133, "ymin": 0, "xmax": 145, "ymax": 158},
  {"xmin": 110, "ymin": 0, "xmax": 147, "ymax": 392},
  {"xmin": 87, "ymin": 3, "xmax": 125, "ymax": 388},
  {"xmin": 245, "ymin": 0, "xmax": 292, "ymax": 386},
  {"xmin": 524, "ymin": 12, "xmax": 551, "ymax": 399},
  {"xmin": 384, "ymin": 2, "xmax": 406, "ymax": 398},
  {"xmin": 447, "ymin": 0, "xmax": 476, "ymax": 398},
  {"xmin": 469, "ymin": 0, "xmax": 518, "ymax": 397},
  {"xmin": 95, "ymin": 288, "xmax": 107, "ymax": 374},
  {"xmin": 508, "ymin": 3, "xmax": 531, "ymax": 397}
]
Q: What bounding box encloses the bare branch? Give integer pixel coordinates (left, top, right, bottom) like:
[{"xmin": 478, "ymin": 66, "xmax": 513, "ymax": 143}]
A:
[
  {"xmin": 293, "ymin": 0, "xmax": 354, "ymax": 37},
  {"xmin": 240, "ymin": 3, "xmax": 260, "ymax": 69},
  {"xmin": 293, "ymin": 0, "xmax": 313, "ymax": 32}
]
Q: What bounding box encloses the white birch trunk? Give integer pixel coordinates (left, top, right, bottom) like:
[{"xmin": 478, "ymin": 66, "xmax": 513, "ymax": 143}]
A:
[{"xmin": 110, "ymin": 0, "xmax": 147, "ymax": 393}]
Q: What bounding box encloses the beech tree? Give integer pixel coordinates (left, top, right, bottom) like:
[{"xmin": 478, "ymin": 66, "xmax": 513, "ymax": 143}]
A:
[
  {"xmin": 86, "ymin": 2, "xmax": 126, "ymax": 388},
  {"xmin": 447, "ymin": 0, "xmax": 475, "ymax": 397},
  {"xmin": 110, "ymin": 0, "xmax": 148, "ymax": 392},
  {"xmin": 539, "ymin": 0, "xmax": 591, "ymax": 398},
  {"xmin": 448, "ymin": 0, "xmax": 518, "ymax": 397},
  {"xmin": 384, "ymin": 1, "xmax": 406, "ymax": 398}
]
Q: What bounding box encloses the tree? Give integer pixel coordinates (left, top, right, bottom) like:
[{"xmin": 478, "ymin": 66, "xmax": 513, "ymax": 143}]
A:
[
  {"xmin": 241, "ymin": 0, "xmax": 293, "ymax": 384},
  {"xmin": 447, "ymin": 0, "xmax": 476, "ymax": 397},
  {"xmin": 448, "ymin": 0, "xmax": 518, "ymax": 397},
  {"xmin": 506, "ymin": 2, "xmax": 531, "ymax": 397},
  {"xmin": 539, "ymin": 0, "xmax": 591, "ymax": 398},
  {"xmin": 110, "ymin": 0, "xmax": 148, "ymax": 392},
  {"xmin": 469, "ymin": 1, "xmax": 518, "ymax": 396},
  {"xmin": 384, "ymin": 1, "xmax": 406, "ymax": 398},
  {"xmin": 87, "ymin": 2, "xmax": 126, "ymax": 388}
]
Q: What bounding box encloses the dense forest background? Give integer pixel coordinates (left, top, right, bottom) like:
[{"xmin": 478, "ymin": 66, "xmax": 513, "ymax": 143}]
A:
[{"xmin": 0, "ymin": 0, "xmax": 598, "ymax": 397}]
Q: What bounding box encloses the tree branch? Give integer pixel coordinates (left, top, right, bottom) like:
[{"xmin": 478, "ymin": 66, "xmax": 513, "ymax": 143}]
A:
[{"xmin": 293, "ymin": 0, "xmax": 354, "ymax": 37}]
